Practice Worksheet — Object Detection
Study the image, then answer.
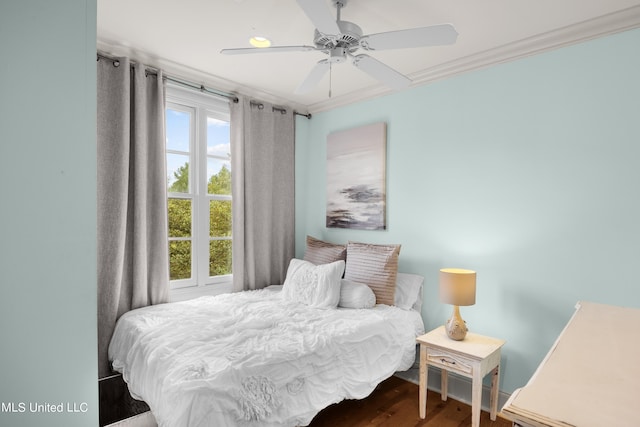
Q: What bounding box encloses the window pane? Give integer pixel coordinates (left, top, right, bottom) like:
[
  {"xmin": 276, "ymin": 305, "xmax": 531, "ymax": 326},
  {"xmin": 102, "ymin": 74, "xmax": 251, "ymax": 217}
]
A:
[
  {"xmin": 169, "ymin": 240, "xmax": 191, "ymax": 280},
  {"xmin": 207, "ymin": 158, "xmax": 231, "ymax": 195},
  {"xmin": 210, "ymin": 239, "xmax": 232, "ymax": 277},
  {"xmin": 210, "ymin": 200, "xmax": 231, "ymax": 237},
  {"xmin": 168, "ymin": 198, "xmax": 191, "ymax": 237},
  {"xmin": 167, "ymin": 154, "xmax": 189, "ymax": 193},
  {"xmin": 207, "ymin": 116, "xmax": 230, "ymax": 157},
  {"xmin": 166, "ymin": 108, "xmax": 191, "ymax": 152}
]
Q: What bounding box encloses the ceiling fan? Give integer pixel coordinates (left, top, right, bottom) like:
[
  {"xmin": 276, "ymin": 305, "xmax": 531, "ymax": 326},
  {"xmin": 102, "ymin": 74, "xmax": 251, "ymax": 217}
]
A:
[{"xmin": 220, "ymin": 0, "xmax": 458, "ymax": 94}]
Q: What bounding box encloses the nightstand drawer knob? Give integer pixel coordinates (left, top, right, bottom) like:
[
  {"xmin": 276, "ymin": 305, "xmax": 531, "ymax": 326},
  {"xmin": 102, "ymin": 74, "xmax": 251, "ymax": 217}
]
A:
[{"xmin": 428, "ymin": 353, "xmax": 473, "ymax": 374}]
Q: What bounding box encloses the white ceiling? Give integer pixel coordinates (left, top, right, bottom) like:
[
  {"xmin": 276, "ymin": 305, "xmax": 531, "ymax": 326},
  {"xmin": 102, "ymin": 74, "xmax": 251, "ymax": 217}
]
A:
[{"xmin": 97, "ymin": 0, "xmax": 640, "ymax": 114}]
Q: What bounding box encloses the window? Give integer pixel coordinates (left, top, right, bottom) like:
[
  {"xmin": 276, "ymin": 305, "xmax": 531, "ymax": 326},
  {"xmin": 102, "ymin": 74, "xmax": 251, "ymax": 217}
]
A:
[{"xmin": 166, "ymin": 85, "xmax": 231, "ymax": 289}]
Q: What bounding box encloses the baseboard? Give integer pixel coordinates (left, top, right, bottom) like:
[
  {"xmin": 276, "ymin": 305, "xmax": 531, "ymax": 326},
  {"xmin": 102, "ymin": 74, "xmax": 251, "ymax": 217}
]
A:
[{"xmin": 395, "ymin": 363, "xmax": 511, "ymax": 413}]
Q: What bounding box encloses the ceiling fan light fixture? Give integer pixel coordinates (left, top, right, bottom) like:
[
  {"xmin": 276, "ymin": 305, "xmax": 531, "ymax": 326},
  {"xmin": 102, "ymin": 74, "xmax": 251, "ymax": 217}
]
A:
[{"xmin": 249, "ymin": 36, "xmax": 271, "ymax": 48}]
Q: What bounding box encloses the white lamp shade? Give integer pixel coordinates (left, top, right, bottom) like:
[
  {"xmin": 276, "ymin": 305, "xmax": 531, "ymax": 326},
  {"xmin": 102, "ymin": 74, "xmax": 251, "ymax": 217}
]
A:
[{"xmin": 439, "ymin": 268, "xmax": 476, "ymax": 306}]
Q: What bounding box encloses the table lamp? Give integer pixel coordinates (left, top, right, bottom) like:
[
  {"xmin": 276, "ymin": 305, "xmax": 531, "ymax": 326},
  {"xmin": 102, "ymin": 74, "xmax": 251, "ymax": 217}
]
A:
[{"xmin": 439, "ymin": 268, "xmax": 476, "ymax": 340}]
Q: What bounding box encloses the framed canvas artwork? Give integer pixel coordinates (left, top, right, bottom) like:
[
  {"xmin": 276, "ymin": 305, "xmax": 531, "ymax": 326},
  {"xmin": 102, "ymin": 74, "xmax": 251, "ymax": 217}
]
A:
[{"xmin": 326, "ymin": 122, "xmax": 387, "ymax": 230}]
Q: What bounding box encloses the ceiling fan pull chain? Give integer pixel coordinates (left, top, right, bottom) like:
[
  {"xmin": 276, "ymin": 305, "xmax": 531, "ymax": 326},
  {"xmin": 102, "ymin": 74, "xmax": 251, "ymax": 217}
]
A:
[{"xmin": 329, "ymin": 62, "xmax": 332, "ymax": 98}]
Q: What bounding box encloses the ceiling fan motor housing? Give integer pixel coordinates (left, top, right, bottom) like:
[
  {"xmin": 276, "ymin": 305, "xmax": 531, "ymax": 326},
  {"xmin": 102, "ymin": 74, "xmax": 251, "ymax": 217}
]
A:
[
  {"xmin": 314, "ymin": 20, "xmax": 362, "ymax": 52},
  {"xmin": 328, "ymin": 47, "xmax": 347, "ymax": 63}
]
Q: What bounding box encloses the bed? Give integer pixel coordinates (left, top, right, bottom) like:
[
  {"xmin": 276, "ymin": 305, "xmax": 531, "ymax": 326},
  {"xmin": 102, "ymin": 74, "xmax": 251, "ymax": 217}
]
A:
[{"xmin": 109, "ymin": 239, "xmax": 425, "ymax": 427}]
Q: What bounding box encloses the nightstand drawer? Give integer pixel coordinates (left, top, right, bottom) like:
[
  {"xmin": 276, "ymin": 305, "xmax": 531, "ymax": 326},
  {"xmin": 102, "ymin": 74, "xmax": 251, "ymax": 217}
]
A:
[{"xmin": 427, "ymin": 351, "xmax": 473, "ymax": 375}]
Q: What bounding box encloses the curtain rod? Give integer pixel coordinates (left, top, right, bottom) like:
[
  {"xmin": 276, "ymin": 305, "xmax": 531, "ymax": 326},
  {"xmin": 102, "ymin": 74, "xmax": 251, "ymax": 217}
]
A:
[
  {"xmin": 97, "ymin": 52, "xmax": 237, "ymax": 103},
  {"xmin": 249, "ymin": 101, "xmax": 311, "ymax": 119},
  {"xmin": 165, "ymin": 75, "xmax": 239, "ymax": 104},
  {"xmin": 96, "ymin": 52, "xmax": 311, "ymax": 119}
]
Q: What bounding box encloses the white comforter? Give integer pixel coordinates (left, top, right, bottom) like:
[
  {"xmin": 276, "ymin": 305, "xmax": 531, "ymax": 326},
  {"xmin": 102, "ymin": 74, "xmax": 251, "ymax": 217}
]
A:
[{"xmin": 109, "ymin": 288, "xmax": 424, "ymax": 427}]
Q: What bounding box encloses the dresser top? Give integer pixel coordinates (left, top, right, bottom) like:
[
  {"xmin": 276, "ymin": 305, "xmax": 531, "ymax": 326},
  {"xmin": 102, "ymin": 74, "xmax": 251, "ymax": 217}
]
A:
[{"xmin": 502, "ymin": 301, "xmax": 640, "ymax": 427}]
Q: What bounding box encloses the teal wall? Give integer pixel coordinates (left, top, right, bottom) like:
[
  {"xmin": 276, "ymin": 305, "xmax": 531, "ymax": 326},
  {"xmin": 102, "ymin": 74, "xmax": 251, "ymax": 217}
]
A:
[
  {"xmin": 0, "ymin": 1, "xmax": 98, "ymax": 426},
  {"xmin": 295, "ymin": 28, "xmax": 640, "ymax": 393}
]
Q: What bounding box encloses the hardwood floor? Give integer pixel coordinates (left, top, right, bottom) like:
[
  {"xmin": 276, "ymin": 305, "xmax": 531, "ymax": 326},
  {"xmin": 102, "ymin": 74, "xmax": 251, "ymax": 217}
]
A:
[
  {"xmin": 102, "ymin": 374, "xmax": 512, "ymax": 426},
  {"xmin": 100, "ymin": 374, "xmax": 150, "ymax": 426},
  {"xmin": 309, "ymin": 376, "xmax": 512, "ymax": 427}
]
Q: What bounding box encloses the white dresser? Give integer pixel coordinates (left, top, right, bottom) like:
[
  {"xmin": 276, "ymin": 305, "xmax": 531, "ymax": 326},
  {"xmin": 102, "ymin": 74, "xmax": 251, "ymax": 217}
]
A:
[{"xmin": 501, "ymin": 301, "xmax": 640, "ymax": 427}]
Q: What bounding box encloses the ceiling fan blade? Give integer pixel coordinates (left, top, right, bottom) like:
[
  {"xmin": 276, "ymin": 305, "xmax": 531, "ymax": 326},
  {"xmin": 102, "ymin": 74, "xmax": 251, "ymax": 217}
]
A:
[
  {"xmin": 221, "ymin": 45, "xmax": 317, "ymax": 55},
  {"xmin": 296, "ymin": 0, "xmax": 340, "ymax": 35},
  {"xmin": 360, "ymin": 24, "xmax": 458, "ymax": 50},
  {"xmin": 295, "ymin": 59, "xmax": 330, "ymax": 94},
  {"xmin": 352, "ymin": 54, "xmax": 411, "ymax": 90}
]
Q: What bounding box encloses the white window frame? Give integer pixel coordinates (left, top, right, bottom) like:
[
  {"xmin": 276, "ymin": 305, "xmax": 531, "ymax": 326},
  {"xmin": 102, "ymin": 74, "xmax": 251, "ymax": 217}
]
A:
[{"xmin": 166, "ymin": 83, "xmax": 232, "ymax": 294}]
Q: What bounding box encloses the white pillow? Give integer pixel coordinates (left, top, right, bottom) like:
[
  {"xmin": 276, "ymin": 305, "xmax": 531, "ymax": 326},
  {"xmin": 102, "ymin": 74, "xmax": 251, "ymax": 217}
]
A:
[
  {"xmin": 338, "ymin": 279, "xmax": 376, "ymax": 309},
  {"xmin": 394, "ymin": 273, "xmax": 424, "ymax": 310},
  {"xmin": 281, "ymin": 259, "xmax": 345, "ymax": 308}
]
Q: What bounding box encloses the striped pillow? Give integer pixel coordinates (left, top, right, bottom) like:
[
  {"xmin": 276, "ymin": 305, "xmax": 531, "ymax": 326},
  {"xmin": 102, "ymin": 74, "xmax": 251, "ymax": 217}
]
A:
[
  {"xmin": 303, "ymin": 235, "xmax": 347, "ymax": 265},
  {"xmin": 344, "ymin": 242, "xmax": 401, "ymax": 306}
]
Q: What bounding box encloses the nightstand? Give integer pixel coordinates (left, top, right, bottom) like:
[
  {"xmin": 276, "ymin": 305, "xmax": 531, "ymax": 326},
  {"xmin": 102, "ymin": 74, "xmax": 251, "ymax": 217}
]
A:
[{"xmin": 417, "ymin": 326, "xmax": 505, "ymax": 427}]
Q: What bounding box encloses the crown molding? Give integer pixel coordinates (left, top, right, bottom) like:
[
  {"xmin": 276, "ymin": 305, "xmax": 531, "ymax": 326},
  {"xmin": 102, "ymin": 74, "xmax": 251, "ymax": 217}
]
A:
[
  {"xmin": 98, "ymin": 5, "xmax": 640, "ymax": 117},
  {"xmin": 306, "ymin": 5, "xmax": 640, "ymax": 114}
]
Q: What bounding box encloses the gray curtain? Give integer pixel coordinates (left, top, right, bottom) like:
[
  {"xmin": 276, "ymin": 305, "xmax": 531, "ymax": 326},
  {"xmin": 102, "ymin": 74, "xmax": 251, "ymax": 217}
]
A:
[
  {"xmin": 97, "ymin": 57, "xmax": 169, "ymax": 378},
  {"xmin": 230, "ymin": 97, "xmax": 295, "ymax": 291}
]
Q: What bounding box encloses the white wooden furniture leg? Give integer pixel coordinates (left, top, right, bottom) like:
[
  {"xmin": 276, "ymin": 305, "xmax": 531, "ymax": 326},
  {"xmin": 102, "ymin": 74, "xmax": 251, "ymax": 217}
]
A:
[
  {"xmin": 419, "ymin": 343, "xmax": 427, "ymax": 419},
  {"xmin": 490, "ymin": 365, "xmax": 500, "ymax": 421},
  {"xmin": 441, "ymin": 369, "xmax": 448, "ymax": 401},
  {"xmin": 471, "ymin": 368, "xmax": 482, "ymax": 427}
]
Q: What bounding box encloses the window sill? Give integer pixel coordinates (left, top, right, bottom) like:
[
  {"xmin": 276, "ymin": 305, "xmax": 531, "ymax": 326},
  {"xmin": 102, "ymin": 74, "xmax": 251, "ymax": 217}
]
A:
[{"xmin": 169, "ymin": 281, "xmax": 233, "ymax": 302}]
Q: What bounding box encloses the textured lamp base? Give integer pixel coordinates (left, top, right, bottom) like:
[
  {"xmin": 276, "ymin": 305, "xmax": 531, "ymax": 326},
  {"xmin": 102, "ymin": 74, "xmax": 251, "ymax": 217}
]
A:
[{"xmin": 445, "ymin": 305, "xmax": 468, "ymax": 340}]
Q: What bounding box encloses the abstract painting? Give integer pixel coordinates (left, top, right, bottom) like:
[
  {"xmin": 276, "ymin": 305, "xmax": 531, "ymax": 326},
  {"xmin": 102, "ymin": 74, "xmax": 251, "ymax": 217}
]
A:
[{"xmin": 326, "ymin": 122, "xmax": 387, "ymax": 230}]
